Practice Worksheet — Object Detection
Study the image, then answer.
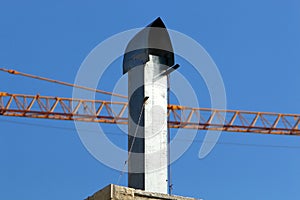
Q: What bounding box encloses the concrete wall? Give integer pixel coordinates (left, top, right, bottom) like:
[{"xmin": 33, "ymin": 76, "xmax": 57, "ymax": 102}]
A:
[{"xmin": 85, "ymin": 184, "xmax": 199, "ymax": 200}]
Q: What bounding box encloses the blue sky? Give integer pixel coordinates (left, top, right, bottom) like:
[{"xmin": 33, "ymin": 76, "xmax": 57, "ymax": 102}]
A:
[{"xmin": 1, "ymin": 1, "xmax": 300, "ymax": 199}]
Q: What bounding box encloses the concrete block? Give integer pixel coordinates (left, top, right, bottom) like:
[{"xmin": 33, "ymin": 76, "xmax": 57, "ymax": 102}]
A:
[{"xmin": 85, "ymin": 184, "xmax": 200, "ymax": 200}]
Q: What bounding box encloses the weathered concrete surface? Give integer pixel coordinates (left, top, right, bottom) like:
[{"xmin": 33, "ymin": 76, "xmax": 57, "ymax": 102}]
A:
[
  {"xmin": 127, "ymin": 55, "xmax": 169, "ymax": 193},
  {"xmin": 85, "ymin": 184, "xmax": 199, "ymax": 200}
]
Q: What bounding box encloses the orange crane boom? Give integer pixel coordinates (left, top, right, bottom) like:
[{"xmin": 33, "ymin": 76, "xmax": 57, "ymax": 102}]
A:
[{"xmin": 0, "ymin": 92, "xmax": 299, "ymax": 135}]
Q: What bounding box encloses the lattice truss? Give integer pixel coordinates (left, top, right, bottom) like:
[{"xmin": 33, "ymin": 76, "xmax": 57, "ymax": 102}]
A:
[{"xmin": 0, "ymin": 93, "xmax": 299, "ymax": 135}]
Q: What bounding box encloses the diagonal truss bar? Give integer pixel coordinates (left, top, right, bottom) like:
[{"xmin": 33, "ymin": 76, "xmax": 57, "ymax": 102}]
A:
[{"xmin": 0, "ymin": 92, "xmax": 299, "ymax": 135}]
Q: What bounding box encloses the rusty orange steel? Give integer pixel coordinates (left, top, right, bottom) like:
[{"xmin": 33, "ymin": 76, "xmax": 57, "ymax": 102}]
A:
[{"xmin": 0, "ymin": 92, "xmax": 299, "ymax": 135}]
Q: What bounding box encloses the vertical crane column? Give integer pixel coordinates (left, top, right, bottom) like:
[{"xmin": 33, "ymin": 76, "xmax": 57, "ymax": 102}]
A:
[{"xmin": 123, "ymin": 17, "xmax": 175, "ymax": 194}]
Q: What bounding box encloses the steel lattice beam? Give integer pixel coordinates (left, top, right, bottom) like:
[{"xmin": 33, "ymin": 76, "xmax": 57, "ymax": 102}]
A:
[{"xmin": 0, "ymin": 92, "xmax": 299, "ymax": 135}]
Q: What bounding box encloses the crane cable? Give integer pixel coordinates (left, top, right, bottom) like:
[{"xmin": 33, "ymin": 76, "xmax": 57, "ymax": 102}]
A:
[
  {"xmin": 0, "ymin": 67, "xmax": 127, "ymax": 99},
  {"xmin": 117, "ymin": 97, "xmax": 147, "ymax": 184},
  {"xmin": 167, "ymin": 74, "xmax": 173, "ymax": 195}
]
